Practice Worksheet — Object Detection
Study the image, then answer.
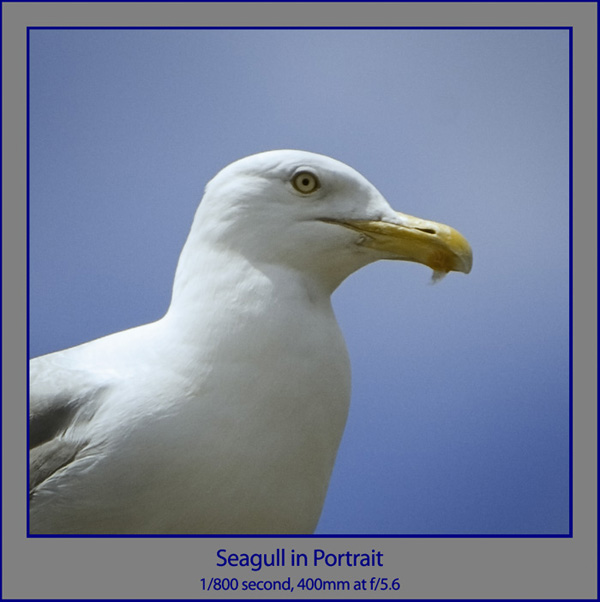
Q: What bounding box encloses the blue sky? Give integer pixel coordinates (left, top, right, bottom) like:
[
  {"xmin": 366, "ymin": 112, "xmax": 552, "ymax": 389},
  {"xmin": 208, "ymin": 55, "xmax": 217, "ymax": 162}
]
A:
[{"xmin": 29, "ymin": 28, "xmax": 570, "ymax": 535}]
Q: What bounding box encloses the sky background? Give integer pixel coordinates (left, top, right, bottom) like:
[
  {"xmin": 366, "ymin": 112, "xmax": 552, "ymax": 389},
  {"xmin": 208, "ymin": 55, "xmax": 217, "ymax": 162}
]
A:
[{"xmin": 28, "ymin": 28, "xmax": 570, "ymax": 535}]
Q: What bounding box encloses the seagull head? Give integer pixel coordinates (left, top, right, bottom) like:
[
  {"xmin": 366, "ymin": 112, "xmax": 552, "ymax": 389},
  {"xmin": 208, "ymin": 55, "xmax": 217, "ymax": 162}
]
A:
[{"xmin": 179, "ymin": 149, "xmax": 472, "ymax": 292}]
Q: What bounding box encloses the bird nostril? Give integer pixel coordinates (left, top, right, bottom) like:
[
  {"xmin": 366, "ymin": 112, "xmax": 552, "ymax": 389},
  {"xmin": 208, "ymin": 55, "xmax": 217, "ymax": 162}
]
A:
[{"xmin": 416, "ymin": 227, "xmax": 436, "ymax": 235}]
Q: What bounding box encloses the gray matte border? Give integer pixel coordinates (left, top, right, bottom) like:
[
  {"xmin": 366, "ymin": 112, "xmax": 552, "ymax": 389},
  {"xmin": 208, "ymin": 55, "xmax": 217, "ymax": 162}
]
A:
[{"xmin": 3, "ymin": 2, "xmax": 596, "ymax": 600}]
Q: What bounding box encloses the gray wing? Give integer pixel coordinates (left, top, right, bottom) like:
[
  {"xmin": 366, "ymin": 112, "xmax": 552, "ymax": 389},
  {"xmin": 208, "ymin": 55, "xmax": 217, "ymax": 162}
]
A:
[{"xmin": 29, "ymin": 353, "xmax": 105, "ymax": 496}]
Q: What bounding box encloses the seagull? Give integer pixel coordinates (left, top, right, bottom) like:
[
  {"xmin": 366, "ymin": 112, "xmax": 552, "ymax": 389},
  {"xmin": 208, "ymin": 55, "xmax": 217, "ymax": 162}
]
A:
[{"xmin": 29, "ymin": 150, "xmax": 472, "ymax": 535}]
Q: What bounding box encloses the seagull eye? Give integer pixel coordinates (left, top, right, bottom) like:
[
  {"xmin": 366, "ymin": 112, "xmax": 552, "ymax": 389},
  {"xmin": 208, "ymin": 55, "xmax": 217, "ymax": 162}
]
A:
[{"xmin": 292, "ymin": 171, "xmax": 320, "ymax": 194}]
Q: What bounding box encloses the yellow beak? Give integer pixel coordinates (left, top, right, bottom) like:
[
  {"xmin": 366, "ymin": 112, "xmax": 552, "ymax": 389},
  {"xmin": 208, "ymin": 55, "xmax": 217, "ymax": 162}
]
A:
[{"xmin": 328, "ymin": 212, "xmax": 473, "ymax": 275}]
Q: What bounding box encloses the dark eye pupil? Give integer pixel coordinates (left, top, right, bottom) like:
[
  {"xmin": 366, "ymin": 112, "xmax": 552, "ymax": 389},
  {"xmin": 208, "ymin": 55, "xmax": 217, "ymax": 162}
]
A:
[{"xmin": 302, "ymin": 178, "xmax": 310, "ymax": 186}]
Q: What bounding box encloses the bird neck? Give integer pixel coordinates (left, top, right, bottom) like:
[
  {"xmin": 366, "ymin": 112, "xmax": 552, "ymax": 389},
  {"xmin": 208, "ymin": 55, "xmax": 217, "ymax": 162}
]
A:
[{"xmin": 166, "ymin": 239, "xmax": 336, "ymax": 330}]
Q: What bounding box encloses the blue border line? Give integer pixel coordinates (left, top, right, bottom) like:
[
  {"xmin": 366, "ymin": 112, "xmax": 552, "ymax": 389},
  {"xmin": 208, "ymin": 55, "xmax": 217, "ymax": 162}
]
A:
[
  {"xmin": 27, "ymin": 24, "xmax": 570, "ymax": 30},
  {"xmin": 28, "ymin": 532, "xmax": 573, "ymax": 539},
  {"xmin": 568, "ymin": 25, "xmax": 574, "ymax": 540},
  {"xmin": 25, "ymin": 24, "xmax": 575, "ymax": 541},
  {"xmin": 26, "ymin": 24, "xmax": 32, "ymax": 537}
]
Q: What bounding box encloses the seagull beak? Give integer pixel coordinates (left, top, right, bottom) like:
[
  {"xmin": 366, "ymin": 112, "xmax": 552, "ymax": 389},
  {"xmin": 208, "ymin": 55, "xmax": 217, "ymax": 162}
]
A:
[{"xmin": 326, "ymin": 212, "xmax": 473, "ymax": 275}]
